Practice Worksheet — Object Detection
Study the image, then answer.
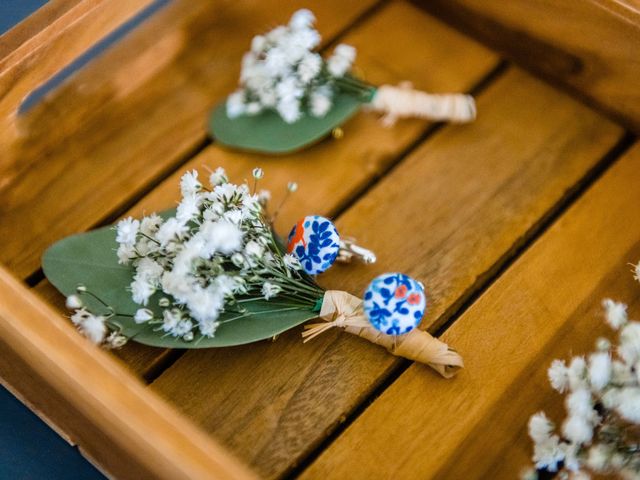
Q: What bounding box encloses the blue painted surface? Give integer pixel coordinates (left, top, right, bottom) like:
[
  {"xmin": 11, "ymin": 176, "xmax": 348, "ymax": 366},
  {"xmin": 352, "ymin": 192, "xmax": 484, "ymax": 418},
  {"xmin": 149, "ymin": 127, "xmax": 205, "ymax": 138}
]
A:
[
  {"xmin": 0, "ymin": 385, "xmax": 103, "ymax": 479},
  {"xmin": 1, "ymin": 2, "xmax": 103, "ymax": 479},
  {"xmin": 0, "ymin": 0, "xmax": 50, "ymax": 35}
]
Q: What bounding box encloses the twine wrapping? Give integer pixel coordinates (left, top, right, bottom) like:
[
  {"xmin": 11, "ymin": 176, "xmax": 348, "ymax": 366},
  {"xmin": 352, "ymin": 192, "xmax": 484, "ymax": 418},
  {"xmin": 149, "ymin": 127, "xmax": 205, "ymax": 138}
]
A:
[
  {"xmin": 303, "ymin": 290, "xmax": 463, "ymax": 378},
  {"xmin": 368, "ymin": 82, "xmax": 476, "ymax": 126}
]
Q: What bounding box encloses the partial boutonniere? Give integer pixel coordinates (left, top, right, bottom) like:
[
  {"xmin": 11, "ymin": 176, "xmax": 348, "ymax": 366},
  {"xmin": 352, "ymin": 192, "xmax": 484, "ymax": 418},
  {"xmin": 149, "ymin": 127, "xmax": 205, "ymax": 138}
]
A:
[
  {"xmin": 209, "ymin": 9, "xmax": 476, "ymax": 154},
  {"xmin": 45, "ymin": 168, "xmax": 463, "ymax": 378},
  {"xmin": 523, "ymin": 263, "xmax": 640, "ymax": 479}
]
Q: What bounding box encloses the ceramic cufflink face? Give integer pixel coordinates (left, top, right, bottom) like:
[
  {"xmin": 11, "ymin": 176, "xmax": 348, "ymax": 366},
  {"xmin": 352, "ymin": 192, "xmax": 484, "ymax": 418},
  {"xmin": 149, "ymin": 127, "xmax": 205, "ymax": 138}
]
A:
[
  {"xmin": 287, "ymin": 215, "xmax": 341, "ymax": 275},
  {"xmin": 363, "ymin": 273, "xmax": 426, "ymax": 335}
]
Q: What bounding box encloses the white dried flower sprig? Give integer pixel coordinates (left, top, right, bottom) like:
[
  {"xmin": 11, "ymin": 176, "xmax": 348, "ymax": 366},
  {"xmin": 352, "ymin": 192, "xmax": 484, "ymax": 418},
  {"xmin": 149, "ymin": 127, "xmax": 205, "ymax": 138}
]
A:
[
  {"xmin": 65, "ymin": 167, "xmax": 323, "ymax": 346},
  {"xmin": 524, "ymin": 266, "xmax": 640, "ymax": 479},
  {"xmin": 227, "ymin": 9, "xmax": 371, "ymax": 123}
]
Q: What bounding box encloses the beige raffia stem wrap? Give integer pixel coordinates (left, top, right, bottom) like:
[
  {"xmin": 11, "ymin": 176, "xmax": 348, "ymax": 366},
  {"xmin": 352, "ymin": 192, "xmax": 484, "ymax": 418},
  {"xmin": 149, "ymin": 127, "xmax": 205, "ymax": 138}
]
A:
[
  {"xmin": 302, "ymin": 290, "xmax": 463, "ymax": 378},
  {"xmin": 368, "ymin": 82, "xmax": 476, "ymax": 126}
]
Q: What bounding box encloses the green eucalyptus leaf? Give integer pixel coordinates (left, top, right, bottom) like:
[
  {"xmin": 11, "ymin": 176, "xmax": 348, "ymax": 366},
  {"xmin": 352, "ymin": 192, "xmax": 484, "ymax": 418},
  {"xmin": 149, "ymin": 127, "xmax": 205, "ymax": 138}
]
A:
[
  {"xmin": 42, "ymin": 212, "xmax": 321, "ymax": 348},
  {"xmin": 209, "ymin": 92, "xmax": 363, "ymax": 154}
]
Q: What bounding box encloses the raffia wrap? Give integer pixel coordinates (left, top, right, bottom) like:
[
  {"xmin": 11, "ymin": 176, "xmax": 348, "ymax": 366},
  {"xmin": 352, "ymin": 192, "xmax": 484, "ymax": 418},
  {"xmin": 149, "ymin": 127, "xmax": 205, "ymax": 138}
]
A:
[
  {"xmin": 369, "ymin": 82, "xmax": 476, "ymax": 126},
  {"xmin": 302, "ymin": 290, "xmax": 463, "ymax": 378}
]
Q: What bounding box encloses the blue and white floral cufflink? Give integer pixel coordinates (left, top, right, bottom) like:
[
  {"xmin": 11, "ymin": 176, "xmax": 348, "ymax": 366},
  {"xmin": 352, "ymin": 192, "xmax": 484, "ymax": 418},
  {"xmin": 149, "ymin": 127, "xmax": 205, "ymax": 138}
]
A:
[
  {"xmin": 287, "ymin": 215, "xmax": 376, "ymax": 275},
  {"xmin": 364, "ymin": 273, "xmax": 426, "ymax": 335}
]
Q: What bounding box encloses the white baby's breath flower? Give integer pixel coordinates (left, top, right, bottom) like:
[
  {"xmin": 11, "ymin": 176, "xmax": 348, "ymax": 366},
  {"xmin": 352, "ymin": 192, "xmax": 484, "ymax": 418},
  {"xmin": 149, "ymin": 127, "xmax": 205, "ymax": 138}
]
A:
[
  {"xmin": 560, "ymin": 442, "xmax": 582, "ymax": 472},
  {"xmin": 262, "ymin": 281, "xmax": 282, "ymax": 300},
  {"xmin": 633, "ymin": 261, "xmax": 640, "ymax": 283},
  {"xmin": 140, "ymin": 213, "xmax": 163, "ymax": 236},
  {"xmin": 287, "ymin": 181, "xmax": 298, "ymax": 192},
  {"xmin": 117, "ymin": 243, "xmax": 136, "ymax": 265},
  {"xmin": 231, "ymin": 252, "xmax": 245, "ymax": 268},
  {"xmin": 619, "ymin": 321, "xmax": 640, "ymax": 365},
  {"xmin": 562, "ymin": 415, "xmax": 593, "ymax": 444},
  {"xmin": 611, "ymin": 359, "xmax": 635, "ymax": 385},
  {"xmin": 327, "ymin": 43, "xmax": 356, "ymax": 77},
  {"xmin": 283, "ymin": 253, "xmax": 302, "ymax": 271},
  {"xmin": 116, "ymin": 217, "xmax": 140, "ymax": 246},
  {"xmin": 588, "ymin": 352, "xmax": 612, "ymax": 390},
  {"xmin": 199, "ymin": 318, "xmax": 220, "ymax": 338},
  {"xmin": 70, "ymin": 308, "xmax": 91, "ymax": 326},
  {"xmin": 277, "ymin": 98, "xmax": 302, "ymax": 123},
  {"xmin": 532, "ymin": 435, "xmax": 564, "ymax": 472},
  {"xmin": 155, "ymin": 218, "xmax": 187, "ymax": 246},
  {"xmin": 251, "ymin": 35, "xmax": 266, "ymax": 53},
  {"xmin": 265, "ymin": 48, "xmax": 290, "ymax": 76},
  {"xmin": 603, "ymin": 299, "xmax": 628, "ymax": 330},
  {"xmin": 245, "ymin": 240, "xmax": 264, "ymax": 258},
  {"xmin": 528, "ymin": 412, "xmax": 554, "ymax": 444},
  {"xmin": 311, "ymin": 88, "xmax": 332, "ymax": 117},
  {"xmin": 104, "ymin": 331, "xmax": 127, "ymax": 349},
  {"xmin": 77, "ymin": 313, "xmax": 107, "ymax": 344},
  {"xmin": 187, "ymin": 288, "xmax": 224, "ymax": 324},
  {"xmin": 176, "ymin": 193, "xmax": 201, "ymax": 224},
  {"xmin": 252, "ymin": 167, "xmax": 264, "ymax": 180},
  {"xmin": 134, "ymin": 308, "xmax": 154, "ymax": 324},
  {"xmin": 548, "ymin": 359, "xmax": 570, "ymax": 393},
  {"xmin": 65, "ymin": 294, "xmax": 83, "ymax": 310},
  {"xmin": 174, "ymin": 319, "xmax": 193, "ymax": 337},
  {"xmin": 209, "ymin": 167, "xmax": 228, "ymax": 186},
  {"xmin": 206, "ymin": 220, "xmax": 244, "ymax": 254},
  {"xmin": 162, "ymin": 309, "xmax": 181, "ymax": 334},
  {"xmin": 131, "ymin": 277, "xmax": 155, "ymax": 306},
  {"xmin": 289, "ymin": 9, "xmax": 315, "ymax": 30},
  {"xmin": 568, "ymin": 356, "xmax": 588, "ymax": 391},
  {"xmin": 257, "ymin": 189, "xmax": 271, "ymax": 205},
  {"xmin": 566, "ymin": 389, "xmax": 593, "ymax": 419},
  {"xmin": 180, "ymin": 170, "xmax": 201, "ymax": 196},
  {"xmin": 227, "ymin": 91, "xmax": 246, "ymax": 118},
  {"xmin": 136, "ymin": 257, "xmax": 163, "ymax": 283},
  {"xmin": 586, "ymin": 444, "xmax": 611, "ymax": 472},
  {"xmin": 298, "ymin": 53, "xmax": 322, "ymax": 83},
  {"xmin": 595, "ymin": 337, "xmax": 611, "ymax": 352},
  {"xmin": 615, "ymin": 387, "xmax": 640, "ymax": 423}
]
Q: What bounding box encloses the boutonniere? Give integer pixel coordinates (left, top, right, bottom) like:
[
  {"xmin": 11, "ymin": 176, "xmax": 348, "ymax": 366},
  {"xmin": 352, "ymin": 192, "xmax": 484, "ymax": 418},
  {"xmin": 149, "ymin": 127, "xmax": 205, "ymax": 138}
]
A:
[
  {"xmin": 210, "ymin": 9, "xmax": 476, "ymax": 154},
  {"xmin": 44, "ymin": 168, "xmax": 462, "ymax": 377}
]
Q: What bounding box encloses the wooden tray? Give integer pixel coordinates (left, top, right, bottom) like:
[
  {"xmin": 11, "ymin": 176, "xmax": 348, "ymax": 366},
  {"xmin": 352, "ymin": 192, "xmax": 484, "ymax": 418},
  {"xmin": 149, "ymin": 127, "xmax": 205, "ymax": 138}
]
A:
[{"xmin": 1, "ymin": 0, "xmax": 638, "ymax": 478}]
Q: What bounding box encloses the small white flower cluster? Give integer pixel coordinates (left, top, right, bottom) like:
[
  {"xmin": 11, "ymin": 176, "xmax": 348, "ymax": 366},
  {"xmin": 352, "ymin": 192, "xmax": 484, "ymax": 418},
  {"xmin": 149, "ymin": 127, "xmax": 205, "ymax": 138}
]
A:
[
  {"xmin": 227, "ymin": 9, "xmax": 357, "ymax": 123},
  {"xmin": 64, "ymin": 167, "xmax": 319, "ymax": 346},
  {"xmin": 525, "ymin": 266, "xmax": 640, "ymax": 479},
  {"xmin": 66, "ymin": 292, "xmax": 127, "ymax": 348}
]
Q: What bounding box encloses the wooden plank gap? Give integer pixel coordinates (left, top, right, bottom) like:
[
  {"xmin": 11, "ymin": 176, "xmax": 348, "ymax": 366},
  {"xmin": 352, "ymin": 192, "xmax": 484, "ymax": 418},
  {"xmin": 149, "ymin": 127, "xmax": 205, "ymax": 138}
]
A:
[
  {"xmin": 328, "ymin": 59, "xmax": 509, "ymax": 222},
  {"xmin": 290, "ymin": 132, "xmax": 635, "ymax": 480},
  {"xmin": 433, "ymin": 131, "xmax": 637, "ymax": 336}
]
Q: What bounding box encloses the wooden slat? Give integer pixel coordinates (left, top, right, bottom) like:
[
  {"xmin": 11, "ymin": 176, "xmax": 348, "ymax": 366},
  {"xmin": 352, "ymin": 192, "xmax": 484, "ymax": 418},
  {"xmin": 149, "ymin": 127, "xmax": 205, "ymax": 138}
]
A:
[
  {"xmin": 416, "ymin": 0, "xmax": 640, "ymax": 132},
  {"xmin": 0, "ymin": 265, "xmax": 256, "ymax": 480},
  {"xmin": 0, "ymin": 0, "xmax": 381, "ymax": 279},
  {"xmin": 33, "ymin": 0, "xmax": 499, "ymax": 378},
  {"xmin": 0, "ymin": 0, "xmax": 153, "ymax": 104},
  {"xmin": 300, "ymin": 146, "xmax": 640, "ymax": 480},
  {"xmin": 149, "ymin": 68, "xmax": 623, "ymax": 478},
  {"xmin": 0, "ymin": 0, "xmax": 84, "ymax": 61}
]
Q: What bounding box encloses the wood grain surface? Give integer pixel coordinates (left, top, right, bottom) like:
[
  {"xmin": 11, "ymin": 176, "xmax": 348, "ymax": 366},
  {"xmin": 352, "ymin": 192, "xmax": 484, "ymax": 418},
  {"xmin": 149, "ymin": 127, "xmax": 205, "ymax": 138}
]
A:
[
  {"xmin": 4, "ymin": 1, "xmax": 638, "ymax": 478},
  {"xmin": 417, "ymin": 0, "xmax": 640, "ymax": 132},
  {"xmin": 0, "ymin": 265, "xmax": 256, "ymax": 480},
  {"xmin": 0, "ymin": 0, "xmax": 380, "ymax": 279},
  {"xmin": 0, "ymin": 0, "xmax": 86, "ymax": 60},
  {"xmin": 148, "ymin": 67, "xmax": 622, "ymax": 478},
  {"xmin": 33, "ymin": 0, "xmax": 498, "ymax": 377},
  {"xmin": 0, "ymin": 0, "xmax": 153, "ymax": 117},
  {"xmin": 301, "ymin": 144, "xmax": 640, "ymax": 480}
]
